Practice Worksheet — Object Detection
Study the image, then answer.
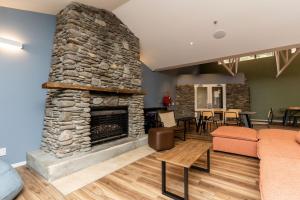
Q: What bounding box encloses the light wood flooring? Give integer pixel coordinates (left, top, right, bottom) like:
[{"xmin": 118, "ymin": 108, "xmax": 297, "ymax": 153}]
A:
[{"xmin": 16, "ymin": 141, "xmax": 260, "ymax": 200}]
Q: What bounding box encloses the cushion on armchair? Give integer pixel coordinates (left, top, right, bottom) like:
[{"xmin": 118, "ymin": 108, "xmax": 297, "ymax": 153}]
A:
[
  {"xmin": 158, "ymin": 112, "xmax": 177, "ymax": 127},
  {"xmin": 0, "ymin": 159, "xmax": 23, "ymax": 200}
]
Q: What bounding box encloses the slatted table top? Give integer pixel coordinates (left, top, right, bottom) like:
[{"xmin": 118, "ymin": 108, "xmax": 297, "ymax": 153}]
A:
[
  {"xmin": 156, "ymin": 140, "xmax": 211, "ymax": 168},
  {"xmin": 239, "ymin": 111, "xmax": 257, "ymax": 115},
  {"xmin": 288, "ymin": 106, "xmax": 300, "ymax": 110}
]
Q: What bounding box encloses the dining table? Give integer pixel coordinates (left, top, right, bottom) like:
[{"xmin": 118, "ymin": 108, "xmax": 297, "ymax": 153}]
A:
[
  {"xmin": 195, "ymin": 109, "xmax": 256, "ymax": 130},
  {"xmin": 239, "ymin": 111, "xmax": 256, "ymax": 128},
  {"xmin": 283, "ymin": 107, "xmax": 300, "ymax": 126}
]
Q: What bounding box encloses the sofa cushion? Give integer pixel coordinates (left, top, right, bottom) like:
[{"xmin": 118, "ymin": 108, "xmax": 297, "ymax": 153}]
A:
[
  {"xmin": 258, "ymin": 129, "xmax": 298, "ymax": 140},
  {"xmin": 260, "ymin": 157, "xmax": 300, "ymax": 200},
  {"xmin": 0, "ymin": 159, "xmax": 23, "ymax": 200},
  {"xmin": 211, "ymin": 126, "xmax": 258, "ymax": 142},
  {"xmin": 258, "ymin": 137, "xmax": 300, "ymax": 159},
  {"xmin": 258, "ymin": 129, "xmax": 300, "ymax": 159}
]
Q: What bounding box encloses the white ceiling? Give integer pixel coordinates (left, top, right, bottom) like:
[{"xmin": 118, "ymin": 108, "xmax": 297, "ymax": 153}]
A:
[
  {"xmin": 1, "ymin": 0, "xmax": 300, "ymax": 71},
  {"xmin": 0, "ymin": 0, "xmax": 129, "ymax": 14},
  {"xmin": 114, "ymin": 0, "xmax": 300, "ymax": 70}
]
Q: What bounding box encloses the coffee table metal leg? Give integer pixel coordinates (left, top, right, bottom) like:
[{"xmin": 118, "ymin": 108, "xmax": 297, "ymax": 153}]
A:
[
  {"xmin": 183, "ymin": 121, "xmax": 187, "ymax": 141},
  {"xmin": 184, "ymin": 167, "xmax": 189, "ymax": 200},
  {"xmin": 207, "ymin": 149, "xmax": 210, "ymax": 173},
  {"xmin": 161, "ymin": 161, "xmax": 189, "ymax": 200},
  {"xmin": 191, "ymin": 149, "xmax": 210, "ymax": 173},
  {"xmin": 162, "ymin": 161, "xmax": 166, "ymax": 194}
]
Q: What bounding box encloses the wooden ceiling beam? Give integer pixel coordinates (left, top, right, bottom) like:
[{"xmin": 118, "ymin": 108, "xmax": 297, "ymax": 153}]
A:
[
  {"xmin": 275, "ymin": 48, "xmax": 300, "ymax": 78},
  {"xmin": 220, "ymin": 57, "xmax": 239, "ymax": 76}
]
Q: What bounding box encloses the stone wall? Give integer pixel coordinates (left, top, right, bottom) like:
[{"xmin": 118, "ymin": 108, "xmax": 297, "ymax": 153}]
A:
[
  {"xmin": 49, "ymin": 3, "xmax": 141, "ymax": 88},
  {"xmin": 41, "ymin": 3, "xmax": 144, "ymax": 158},
  {"xmin": 175, "ymin": 84, "xmax": 251, "ymax": 119},
  {"xmin": 226, "ymin": 84, "xmax": 251, "ymax": 111},
  {"xmin": 175, "ymin": 85, "xmax": 195, "ymax": 118}
]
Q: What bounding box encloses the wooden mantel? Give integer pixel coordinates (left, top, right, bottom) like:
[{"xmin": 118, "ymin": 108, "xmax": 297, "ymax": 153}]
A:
[{"xmin": 42, "ymin": 82, "xmax": 145, "ymax": 95}]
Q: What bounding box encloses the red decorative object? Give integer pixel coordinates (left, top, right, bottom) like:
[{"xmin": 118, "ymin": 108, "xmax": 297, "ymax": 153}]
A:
[{"xmin": 163, "ymin": 95, "xmax": 172, "ymax": 107}]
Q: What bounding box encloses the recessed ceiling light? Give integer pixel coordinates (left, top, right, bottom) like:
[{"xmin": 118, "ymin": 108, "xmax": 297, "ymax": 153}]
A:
[
  {"xmin": 213, "ymin": 29, "xmax": 226, "ymax": 39},
  {"xmin": 190, "ymin": 42, "xmax": 194, "ymax": 45}
]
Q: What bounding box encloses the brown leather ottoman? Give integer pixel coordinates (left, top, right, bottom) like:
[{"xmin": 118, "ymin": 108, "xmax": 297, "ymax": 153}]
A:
[{"xmin": 148, "ymin": 127, "xmax": 174, "ymax": 151}]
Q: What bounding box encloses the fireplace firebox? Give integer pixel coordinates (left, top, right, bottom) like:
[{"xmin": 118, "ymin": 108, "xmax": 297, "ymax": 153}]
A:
[{"xmin": 90, "ymin": 106, "xmax": 129, "ymax": 146}]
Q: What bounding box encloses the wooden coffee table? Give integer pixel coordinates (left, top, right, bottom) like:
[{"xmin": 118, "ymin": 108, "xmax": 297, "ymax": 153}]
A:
[{"xmin": 156, "ymin": 140, "xmax": 212, "ymax": 200}]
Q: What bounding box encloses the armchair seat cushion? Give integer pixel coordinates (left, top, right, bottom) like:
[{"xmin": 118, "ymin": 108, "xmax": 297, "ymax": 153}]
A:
[
  {"xmin": 0, "ymin": 159, "xmax": 23, "ymax": 200},
  {"xmin": 148, "ymin": 128, "xmax": 174, "ymax": 151}
]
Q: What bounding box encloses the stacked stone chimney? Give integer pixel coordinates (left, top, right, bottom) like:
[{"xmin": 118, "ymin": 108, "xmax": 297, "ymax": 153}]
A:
[{"xmin": 41, "ymin": 2, "xmax": 144, "ymax": 158}]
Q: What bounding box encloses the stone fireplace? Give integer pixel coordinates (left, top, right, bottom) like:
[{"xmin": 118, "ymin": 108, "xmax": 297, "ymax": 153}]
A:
[{"xmin": 27, "ymin": 2, "xmax": 146, "ymax": 181}]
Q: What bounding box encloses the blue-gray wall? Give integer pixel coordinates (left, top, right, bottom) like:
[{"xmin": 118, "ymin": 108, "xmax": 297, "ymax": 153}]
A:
[
  {"xmin": 0, "ymin": 7, "xmax": 56, "ymax": 164},
  {"xmin": 142, "ymin": 65, "xmax": 176, "ymax": 108}
]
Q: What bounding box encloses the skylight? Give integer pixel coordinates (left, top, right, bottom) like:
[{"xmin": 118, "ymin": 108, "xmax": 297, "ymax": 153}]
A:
[{"xmin": 218, "ymin": 52, "xmax": 274, "ymax": 64}]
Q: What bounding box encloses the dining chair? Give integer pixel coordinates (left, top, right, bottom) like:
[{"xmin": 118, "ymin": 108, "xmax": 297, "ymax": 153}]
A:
[
  {"xmin": 224, "ymin": 111, "xmax": 240, "ymax": 126},
  {"xmin": 199, "ymin": 110, "xmax": 221, "ymax": 133},
  {"xmin": 227, "ymin": 109, "xmax": 242, "ymax": 117},
  {"xmin": 267, "ymin": 108, "xmax": 274, "ymax": 128}
]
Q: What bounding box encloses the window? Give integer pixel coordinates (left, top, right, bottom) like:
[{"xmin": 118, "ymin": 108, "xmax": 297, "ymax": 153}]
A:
[
  {"xmin": 256, "ymin": 52, "xmax": 274, "ymax": 59},
  {"xmin": 194, "ymin": 84, "xmax": 226, "ymax": 110},
  {"xmin": 240, "ymin": 55, "xmax": 255, "ymax": 61},
  {"xmin": 218, "ymin": 52, "xmax": 274, "ymax": 64}
]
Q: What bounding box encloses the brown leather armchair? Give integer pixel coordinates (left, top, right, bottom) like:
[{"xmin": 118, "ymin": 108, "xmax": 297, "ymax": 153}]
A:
[{"xmin": 158, "ymin": 111, "xmax": 185, "ymax": 140}]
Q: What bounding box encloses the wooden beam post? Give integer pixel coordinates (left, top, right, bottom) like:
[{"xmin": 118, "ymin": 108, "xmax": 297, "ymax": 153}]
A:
[
  {"xmin": 220, "ymin": 58, "xmax": 239, "ymax": 76},
  {"xmin": 235, "ymin": 57, "xmax": 239, "ymax": 74},
  {"xmin": 275, "ymin": 51, "xmax": 281, "ymax": 75},
  {"xmin": 275, "ymin": 48, "xmax": 300, "ymax": 78},
  {"xmin": 220, "ymin": 60, "xmax": 235, "ymax": 76}
]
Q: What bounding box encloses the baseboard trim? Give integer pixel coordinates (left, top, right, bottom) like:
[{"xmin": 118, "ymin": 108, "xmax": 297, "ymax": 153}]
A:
[
  {"xmin": 11, "ymin": 161, "xmax": 26, "ymax": 168},
  {"xmin": 252, "ymin": 119, "xmax": 283, "ymax": 123}
]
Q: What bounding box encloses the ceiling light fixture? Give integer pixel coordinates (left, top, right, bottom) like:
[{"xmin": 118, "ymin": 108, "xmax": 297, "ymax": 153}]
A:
[
  {"xmin": 0, "ymin": 37, "xmax": 23, "ymax": 50},
  {"xmin": 213, "ymin": 30, "xmax": 226, "ymax": 39},
  {"xmin": 213, "ymin": 20, "xmax": 226, "ymax": 39},
  {"xmin": 190, "ymin": 41, "xmax": 194, "ymax": 46}
]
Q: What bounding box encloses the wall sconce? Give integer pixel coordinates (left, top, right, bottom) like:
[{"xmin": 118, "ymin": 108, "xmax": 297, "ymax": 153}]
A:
[{"xmin": 0, "ymin": 37, "xmax": 23, "ymax": 50}]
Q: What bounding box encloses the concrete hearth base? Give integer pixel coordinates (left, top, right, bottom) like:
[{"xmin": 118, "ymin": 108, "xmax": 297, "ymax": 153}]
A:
[{"xmin": 27, "ymin": 135, "xmax": 148, "ymax": 181}]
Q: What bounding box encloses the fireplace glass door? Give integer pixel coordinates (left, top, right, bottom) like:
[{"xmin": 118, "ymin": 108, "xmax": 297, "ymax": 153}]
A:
[{"xmin": 90, "ymin": 106, "xmax": 128, "ymax": 146}]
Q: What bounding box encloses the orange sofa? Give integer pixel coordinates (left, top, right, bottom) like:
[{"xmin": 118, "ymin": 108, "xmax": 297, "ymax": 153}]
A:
[
  {"xmin": 258, "ymin": 129, "xmax": 300, "ymax": 200},
  {"xmin": 212, "ymin": 127, "xmax": 300, "ymax": 200}
]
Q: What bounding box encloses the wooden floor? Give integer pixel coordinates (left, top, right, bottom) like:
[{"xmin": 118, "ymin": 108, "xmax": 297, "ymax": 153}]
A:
[{"xmin": 16, "ymin": 141, "xmax": 260, "ymax": 200}]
